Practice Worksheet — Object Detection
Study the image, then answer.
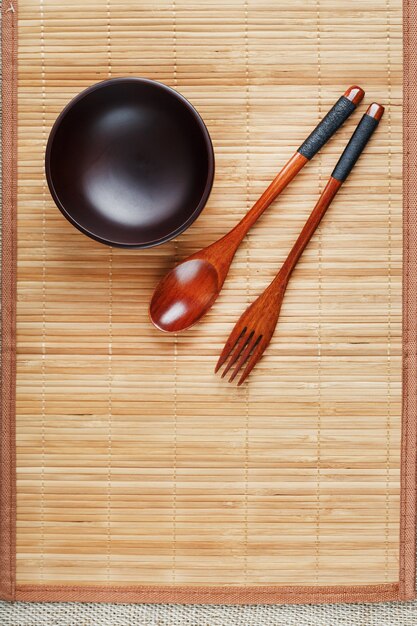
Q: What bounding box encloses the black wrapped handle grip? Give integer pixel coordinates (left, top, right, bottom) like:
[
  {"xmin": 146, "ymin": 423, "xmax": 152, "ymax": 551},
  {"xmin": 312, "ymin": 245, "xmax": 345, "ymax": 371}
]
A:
[
  {"xmin": 331, "ymin": 103, "xmax": 384, "ymax": 182},
  {"xmin": 298, "ymin": 86, "xmax": 364, "ymax": 160}
]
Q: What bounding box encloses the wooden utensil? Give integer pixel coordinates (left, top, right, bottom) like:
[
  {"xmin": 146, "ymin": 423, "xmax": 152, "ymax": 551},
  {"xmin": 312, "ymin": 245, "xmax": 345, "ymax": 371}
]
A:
[
  {"xmin": 149, "ymin": 86, "xmax": 364, "ymax": 332},
  {"xmin": 216, "ymin": 102, "xmax": 384, "ymax": 385}
]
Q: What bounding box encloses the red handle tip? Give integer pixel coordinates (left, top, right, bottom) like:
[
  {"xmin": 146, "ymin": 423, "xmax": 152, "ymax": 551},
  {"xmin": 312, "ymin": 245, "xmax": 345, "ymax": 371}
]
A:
[
  {"xmin": 366, "ymin": 102, "xmax": 385, "ymax": 121},
  {"xmin": 344, "ymin": 85, "xmax": 365, "ymax": 106}
]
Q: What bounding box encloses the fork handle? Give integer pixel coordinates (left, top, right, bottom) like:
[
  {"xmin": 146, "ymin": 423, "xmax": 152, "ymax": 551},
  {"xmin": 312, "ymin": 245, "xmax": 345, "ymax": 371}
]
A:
[
  {"xmin": 331, "ymin": 103, "xmax": 384, "ymax": 181},
  {"xmin": 275, "ymin": 102, "xmax": 384, "ymax": 287}
]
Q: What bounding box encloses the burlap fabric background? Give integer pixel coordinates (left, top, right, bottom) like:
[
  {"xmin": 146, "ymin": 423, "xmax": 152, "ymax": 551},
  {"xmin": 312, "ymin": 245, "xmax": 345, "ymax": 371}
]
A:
[
  {"xmin": 0, "ymin": 599, "xmax": 416, "ymax": 624},
  {"xmin": 1, "ymin": 0, "xmax": 416, "ymax": 622}
]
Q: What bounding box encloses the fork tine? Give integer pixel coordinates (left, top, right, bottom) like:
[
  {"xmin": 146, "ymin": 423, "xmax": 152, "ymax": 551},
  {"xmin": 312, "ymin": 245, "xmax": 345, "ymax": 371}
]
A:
[
  {"xmin": 229, "ymin": 334, "xmax": 261, "ymax": 383},
  {"xmin": 215, "ymin": 326, "xmax": 247, "ymax": 373},
  {"xmin": 221, "ymin": 330, "xmax": 254, "ymax": 378},
  {"xmin": 236, "ymin": 338, "xmax": 266, "ymax": 386}
]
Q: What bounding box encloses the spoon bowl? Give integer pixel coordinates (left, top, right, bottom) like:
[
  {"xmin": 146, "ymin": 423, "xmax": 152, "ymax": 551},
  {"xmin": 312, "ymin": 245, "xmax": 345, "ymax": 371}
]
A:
[{"xmin": 150, "ymin": 258, "xmax": 220, "ymax": 332}]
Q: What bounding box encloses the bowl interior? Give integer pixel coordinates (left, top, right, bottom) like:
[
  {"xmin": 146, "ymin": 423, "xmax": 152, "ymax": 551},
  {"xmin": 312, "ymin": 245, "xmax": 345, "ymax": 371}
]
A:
[{"xmin": 46, "ymin": 79, "xmax": 214, "ymax": 247}]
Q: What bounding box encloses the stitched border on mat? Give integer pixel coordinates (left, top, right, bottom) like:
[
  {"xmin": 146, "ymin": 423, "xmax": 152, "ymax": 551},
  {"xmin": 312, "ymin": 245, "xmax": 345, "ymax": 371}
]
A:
[
  {"xmin": 13, "ymin": 582, "xmax": 401, "ymax": 605},
  {"xmin": 399, "ymin": 0, "xmax": 417, "ymax": 602},
  {"xmin": 0, "ymin": 0, "xmax": 17, "ymax": 603}
]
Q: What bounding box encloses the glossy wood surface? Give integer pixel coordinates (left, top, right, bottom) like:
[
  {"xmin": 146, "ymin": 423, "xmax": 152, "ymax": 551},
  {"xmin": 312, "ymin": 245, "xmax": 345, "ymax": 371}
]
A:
[
  {"xmin": 46, "ymin": 78, "xmax": 214, "ymax": 248},
  {"xmin": 345, "ymin": 85, "xmax": 366, "ymax": 105},
  {"xmin": 150, "ymin": 151, "xmax": 307, "ymax": 332},
  {"xmin": 150, "ymin": 86, "xmax": 364, "ymax": 332}
]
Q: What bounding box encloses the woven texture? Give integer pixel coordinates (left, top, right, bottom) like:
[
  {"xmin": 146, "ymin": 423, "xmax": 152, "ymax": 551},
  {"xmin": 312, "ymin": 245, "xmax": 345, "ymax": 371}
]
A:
[
  {"xmin": 1, "ymin": 599, "xmax": 417, "ymax": 625},
  {"xmin": 11, "ymin": 0, "xmax": 403, "ymax": 595}
]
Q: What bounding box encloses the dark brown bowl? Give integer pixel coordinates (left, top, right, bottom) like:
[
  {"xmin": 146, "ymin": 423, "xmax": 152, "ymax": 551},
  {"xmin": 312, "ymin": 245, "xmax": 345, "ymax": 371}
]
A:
[{"xmin": 45, "ymin": 78, "xmax": 215, "ymax": 248}]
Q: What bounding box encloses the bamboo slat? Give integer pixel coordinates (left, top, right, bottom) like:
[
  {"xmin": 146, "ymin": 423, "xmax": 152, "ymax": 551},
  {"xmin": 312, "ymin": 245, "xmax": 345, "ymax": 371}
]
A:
[{"xmin": 16, "ymin": 0, "xmax": 402, "ymax": 587}]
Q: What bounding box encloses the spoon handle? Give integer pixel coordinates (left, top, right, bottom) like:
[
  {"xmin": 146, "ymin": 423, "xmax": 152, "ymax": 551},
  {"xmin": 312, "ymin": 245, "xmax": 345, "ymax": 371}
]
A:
[
  {"xmin": 275, "ymin": 102, "xmax": 384, "ymax": 288},
  {"xmin": 228, "ymin": 85, "xmax": 365, "ymax": 244}
]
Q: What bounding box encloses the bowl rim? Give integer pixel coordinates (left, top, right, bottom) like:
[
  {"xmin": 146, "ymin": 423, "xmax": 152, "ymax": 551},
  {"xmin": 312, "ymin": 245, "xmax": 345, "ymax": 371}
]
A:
[{"xmin": 45, "ymin": 77, "xmax": 215, "ymax": 248}]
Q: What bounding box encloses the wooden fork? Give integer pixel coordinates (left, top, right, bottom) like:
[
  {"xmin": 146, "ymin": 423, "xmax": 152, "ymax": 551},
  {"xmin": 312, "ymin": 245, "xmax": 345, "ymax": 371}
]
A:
[{"xmin": 215, "ymin": 102, "xmax": 384, "ymax": 385}]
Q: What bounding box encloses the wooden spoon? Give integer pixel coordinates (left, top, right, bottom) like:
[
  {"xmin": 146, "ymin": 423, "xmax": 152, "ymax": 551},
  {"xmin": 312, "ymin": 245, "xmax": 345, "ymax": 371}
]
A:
[{"xmin": 150, "ymin": 86, "xmax": 364, "ymax": 332}]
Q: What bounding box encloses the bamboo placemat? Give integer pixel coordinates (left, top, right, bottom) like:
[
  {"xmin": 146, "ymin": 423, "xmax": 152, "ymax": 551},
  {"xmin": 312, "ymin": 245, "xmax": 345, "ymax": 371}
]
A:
[{"xmin": 0, "ymin": 0, "xmax": 416, "ymax": 605}]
